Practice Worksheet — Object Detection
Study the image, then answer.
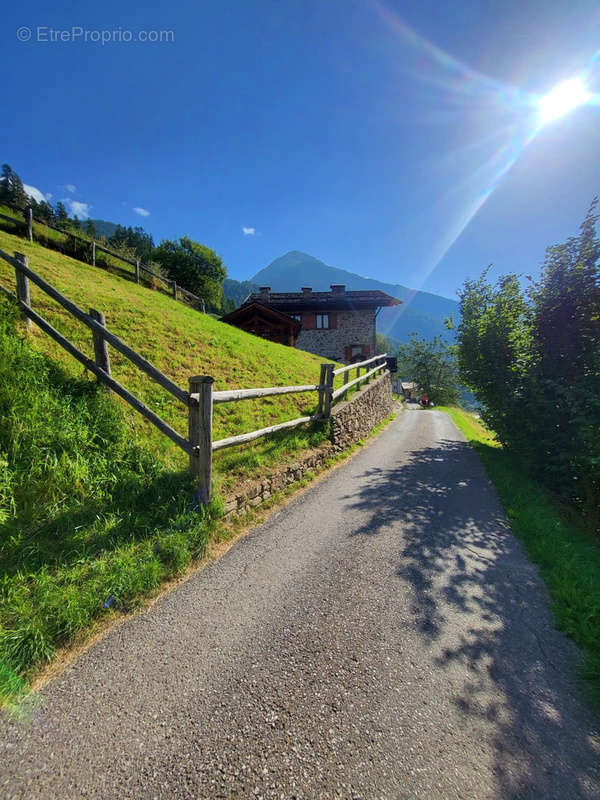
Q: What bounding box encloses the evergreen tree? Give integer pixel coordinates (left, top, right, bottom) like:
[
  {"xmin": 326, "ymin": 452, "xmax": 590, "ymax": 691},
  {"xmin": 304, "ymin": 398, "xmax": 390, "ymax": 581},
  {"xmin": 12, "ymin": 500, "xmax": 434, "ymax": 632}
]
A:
[{"xmin": 0, "ymin": 164, "xmax": 29, "ymax": 209}]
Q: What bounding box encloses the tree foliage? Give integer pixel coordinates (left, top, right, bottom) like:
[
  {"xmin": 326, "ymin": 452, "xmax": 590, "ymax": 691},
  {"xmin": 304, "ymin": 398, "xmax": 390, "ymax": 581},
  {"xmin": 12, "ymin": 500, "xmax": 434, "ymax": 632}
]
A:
[
  {"xmin": 153, "ymin": 237, "xmax": 227, "ymax": 311},
  {"xmin": 457, "ymin": 200, "xmax": 600, "ymax": 521},
  {"xmin": 109, "ymin": 224, "xmax": 154, "ymax": 263},
  {"xmin": 0, "ymin": 164, "xmax": 28, "ymax": 209},
  {"xmin": 399, "ymin": 334, "xmax": 460, "ymax": 405}
]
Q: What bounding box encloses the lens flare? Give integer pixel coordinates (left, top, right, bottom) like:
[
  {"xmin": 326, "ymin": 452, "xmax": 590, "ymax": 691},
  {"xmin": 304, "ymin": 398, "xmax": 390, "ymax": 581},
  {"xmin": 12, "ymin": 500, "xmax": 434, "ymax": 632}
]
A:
[{"xmin": 538, "ymin": 77, "xmax": 590, "ymax": 124}]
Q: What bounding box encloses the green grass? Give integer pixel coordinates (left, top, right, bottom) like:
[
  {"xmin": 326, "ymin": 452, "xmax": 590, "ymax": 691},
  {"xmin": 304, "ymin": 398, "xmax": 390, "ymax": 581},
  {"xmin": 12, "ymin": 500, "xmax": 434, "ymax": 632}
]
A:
[
  {"xmin": 0, "ymin": 226, "xmax": 347, "ymax": 491},
  {"xmin": 0, "ymin": 299, "xmax": 223, "ymax": 702},
  {"xmin": 440, "ymin": 405, "xmax": 600, "ymax": 705}
]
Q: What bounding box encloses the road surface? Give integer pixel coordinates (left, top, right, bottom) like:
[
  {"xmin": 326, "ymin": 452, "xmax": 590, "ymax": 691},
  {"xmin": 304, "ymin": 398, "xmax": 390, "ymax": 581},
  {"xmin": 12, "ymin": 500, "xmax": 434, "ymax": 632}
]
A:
[{"xmin": 1, "ymin": 410, "xmax": 599, "ymax": 799}]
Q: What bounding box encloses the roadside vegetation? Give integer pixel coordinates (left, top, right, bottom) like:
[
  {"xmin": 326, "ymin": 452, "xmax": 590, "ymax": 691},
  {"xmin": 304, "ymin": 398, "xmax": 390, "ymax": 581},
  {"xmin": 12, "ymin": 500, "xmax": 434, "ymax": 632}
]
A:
[
  {"xmin": 440, "ymin": 406, "xmax": 600, "ymax": 705},
  {"xmin": 456, "ymin": 200, "xmax": 600, "ymax": 527},
  {"xmin": 0, "ymin": 299, "xmax": 220, "ymax": 704}
]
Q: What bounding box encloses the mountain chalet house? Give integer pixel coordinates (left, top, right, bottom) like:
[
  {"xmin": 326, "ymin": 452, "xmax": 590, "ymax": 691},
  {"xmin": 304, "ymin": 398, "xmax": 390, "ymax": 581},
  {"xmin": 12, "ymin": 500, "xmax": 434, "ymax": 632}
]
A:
[{"xmin": 220, "ymin": 285, "xmax": 401, "ymax": 363}]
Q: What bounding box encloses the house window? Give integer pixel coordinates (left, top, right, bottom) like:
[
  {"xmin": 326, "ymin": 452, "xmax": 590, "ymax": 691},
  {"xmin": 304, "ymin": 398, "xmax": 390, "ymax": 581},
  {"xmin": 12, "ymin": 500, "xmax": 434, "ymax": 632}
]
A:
[
  {"xmin": 316, "ymin": 313, "xmax": 329, "ymax": 329},
  {"xmin": 291, "ymin": 314, "xmax": 301, "ymax": 322}
]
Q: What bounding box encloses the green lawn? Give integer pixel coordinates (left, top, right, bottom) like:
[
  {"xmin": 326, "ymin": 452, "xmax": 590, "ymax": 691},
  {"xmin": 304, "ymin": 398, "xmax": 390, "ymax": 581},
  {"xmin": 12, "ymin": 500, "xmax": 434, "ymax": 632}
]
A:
[{"xmin": 441, "ymin": 405, "xmax": 600, "ymax": 706}]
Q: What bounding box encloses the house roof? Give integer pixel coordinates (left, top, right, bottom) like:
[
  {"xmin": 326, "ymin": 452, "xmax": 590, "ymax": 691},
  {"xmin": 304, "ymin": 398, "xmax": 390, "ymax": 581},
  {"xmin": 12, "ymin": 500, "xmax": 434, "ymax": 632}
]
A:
[
  {"xmin": 244, "ymin": 288, "xmax": 401, "ymax": 312},
  {"xmin": 219, "ymin": 301, "xmax": 302, "ymax": 332}
]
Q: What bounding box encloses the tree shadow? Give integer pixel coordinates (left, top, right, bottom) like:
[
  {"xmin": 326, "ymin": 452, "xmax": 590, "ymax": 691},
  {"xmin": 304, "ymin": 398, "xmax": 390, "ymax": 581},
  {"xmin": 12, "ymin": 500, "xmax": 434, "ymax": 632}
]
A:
[{"xmin": 345, "ymin": 437, "xmax": 600, "ymax": 798}]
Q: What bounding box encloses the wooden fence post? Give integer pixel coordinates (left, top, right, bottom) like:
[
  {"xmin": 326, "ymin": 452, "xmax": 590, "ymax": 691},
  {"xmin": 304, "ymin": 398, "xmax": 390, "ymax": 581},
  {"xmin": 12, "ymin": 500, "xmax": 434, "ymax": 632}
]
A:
[
  {"xmin": 91, "ymin": 241, "xmax": 96, "ymax": 266},
  {"xmin": 189, "ymin": 375, "xmax": 213, "ymax": 506},
  {"xmin": 89, "ymin": 308, "xmax": 111, "ymax": 377},
  {"xmin": 323, "ymin": 363, "xmax": 334, "ymax": 418},
  {"xmin": 25, "ymin": 206, "xmax": 33, "ymax": 242},
  {"xmin": 317, "ymin": 364, "xmax": 327, "ymax": 417},
  {"xmin": 135, "ymin": 259, "xmax": 140, "ymax": 284},
  {"xmin": 172, "ymin": 281, "xmax": 177, "ymax": 300},
  {"xmin": 14, "ymin": 252, "xmax": 32, "ymax": 330}
]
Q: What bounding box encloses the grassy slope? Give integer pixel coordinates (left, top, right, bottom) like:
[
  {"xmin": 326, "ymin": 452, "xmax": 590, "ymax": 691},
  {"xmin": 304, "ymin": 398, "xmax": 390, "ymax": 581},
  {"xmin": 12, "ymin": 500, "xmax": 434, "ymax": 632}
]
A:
[
  {"xmin": 0, "ymin": 227, "xmax": 343, "ymax": 493},
  {"xmin": 0, "ymin": 299, "xmax": 219, "ymax": 701},
  {"xmin": 440, "ymin": 406, "xmax": 600, "ymax": 706}
]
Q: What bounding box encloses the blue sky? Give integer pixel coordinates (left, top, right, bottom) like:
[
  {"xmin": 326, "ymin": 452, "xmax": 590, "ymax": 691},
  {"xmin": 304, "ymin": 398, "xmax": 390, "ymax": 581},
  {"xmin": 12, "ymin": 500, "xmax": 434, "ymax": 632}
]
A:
[{"xmin": 3, "ymin": 0, "xmax": 599, "ymax": 299}]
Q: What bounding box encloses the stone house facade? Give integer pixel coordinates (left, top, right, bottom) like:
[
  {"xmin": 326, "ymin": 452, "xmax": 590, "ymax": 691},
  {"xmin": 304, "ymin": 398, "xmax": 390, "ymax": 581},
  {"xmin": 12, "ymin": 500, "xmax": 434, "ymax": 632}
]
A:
[{"xmin": 229, "ymin": 285, "xmax": 401, "ymax": 363}]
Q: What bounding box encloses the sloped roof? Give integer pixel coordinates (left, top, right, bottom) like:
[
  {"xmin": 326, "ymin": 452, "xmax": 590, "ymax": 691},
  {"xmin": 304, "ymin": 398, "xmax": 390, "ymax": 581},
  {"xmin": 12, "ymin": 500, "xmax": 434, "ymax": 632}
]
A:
[
  {"xmin": 245, "ymin": 289, "xmax": 401, "ymax": 311},
  {"xmin": 219, "ymin": 301, "xmax": 301, "ymax": 332}
]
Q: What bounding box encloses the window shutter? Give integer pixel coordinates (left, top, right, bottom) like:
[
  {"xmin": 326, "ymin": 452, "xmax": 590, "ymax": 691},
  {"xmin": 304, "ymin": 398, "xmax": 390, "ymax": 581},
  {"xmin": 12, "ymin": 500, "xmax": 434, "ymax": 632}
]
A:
[
  {"xmin": 328, "ymin": 312, "xmax": 337, "ymax": 329},
  {"xmin": 345, "ymin": 345, "xmax": 352, "ymax": 363},
  {"xmin": 303, "ymin": 313, "xmax": 316, "ymax": 330}
]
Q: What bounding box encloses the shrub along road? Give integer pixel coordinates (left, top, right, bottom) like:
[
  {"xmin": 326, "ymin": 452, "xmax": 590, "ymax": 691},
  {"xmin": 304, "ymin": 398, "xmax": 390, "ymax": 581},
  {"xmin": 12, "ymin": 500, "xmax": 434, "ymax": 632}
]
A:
[{"xmin": 1, "ymin": 410, "xmax": 599, "ymax": 799}]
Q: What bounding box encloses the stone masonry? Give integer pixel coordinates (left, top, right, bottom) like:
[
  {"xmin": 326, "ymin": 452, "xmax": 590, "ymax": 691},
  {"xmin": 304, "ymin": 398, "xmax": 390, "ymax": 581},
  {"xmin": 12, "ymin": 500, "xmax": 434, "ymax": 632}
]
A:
[
  {"xmin": 295, "ymin": 308, "xmax": 377, "ymax": 362},
  {"xmin": 223, "ymin": 372, "xmax": 395, "ymax": 520}
]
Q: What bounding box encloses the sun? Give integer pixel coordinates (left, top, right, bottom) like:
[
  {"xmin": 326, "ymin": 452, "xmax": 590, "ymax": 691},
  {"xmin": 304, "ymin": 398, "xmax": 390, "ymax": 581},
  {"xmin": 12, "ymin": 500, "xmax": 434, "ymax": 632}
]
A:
[{"xmin": 538, "ymin": 77, "xmax": 590, "ymax": 125}]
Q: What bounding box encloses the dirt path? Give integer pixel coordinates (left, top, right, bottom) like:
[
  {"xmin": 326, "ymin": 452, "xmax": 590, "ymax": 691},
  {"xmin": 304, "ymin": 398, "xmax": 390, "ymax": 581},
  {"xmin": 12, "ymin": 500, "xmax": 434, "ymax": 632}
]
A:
[{"xmin": 1, "ymin": 410, "xmax": 598, "ymax": 799}]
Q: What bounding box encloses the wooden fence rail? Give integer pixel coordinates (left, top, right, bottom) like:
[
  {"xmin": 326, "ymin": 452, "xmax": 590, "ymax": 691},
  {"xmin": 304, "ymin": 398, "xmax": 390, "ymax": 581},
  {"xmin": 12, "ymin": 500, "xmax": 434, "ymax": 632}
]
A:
[
  {"xmin": 0, "ymin": 204, "xmax": 206, "ymax": 313},
  {"xmin": 0, "ymin": 248, "xmax": 389, "ymax": 506}
]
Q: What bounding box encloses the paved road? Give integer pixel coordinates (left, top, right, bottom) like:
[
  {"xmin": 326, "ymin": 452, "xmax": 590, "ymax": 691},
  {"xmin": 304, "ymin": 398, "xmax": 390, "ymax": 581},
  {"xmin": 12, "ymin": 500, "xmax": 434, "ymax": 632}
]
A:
[{"xmin": 2, "ymin": 410, "xmax": 599, "ymax": 799}]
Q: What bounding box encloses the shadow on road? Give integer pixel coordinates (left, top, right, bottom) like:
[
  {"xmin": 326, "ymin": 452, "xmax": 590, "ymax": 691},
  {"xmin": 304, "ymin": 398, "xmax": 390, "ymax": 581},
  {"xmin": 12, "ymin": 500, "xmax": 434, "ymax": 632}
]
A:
[{"xmin": 345, "ymin": 436, "xmax": 599, "ymax": 799}]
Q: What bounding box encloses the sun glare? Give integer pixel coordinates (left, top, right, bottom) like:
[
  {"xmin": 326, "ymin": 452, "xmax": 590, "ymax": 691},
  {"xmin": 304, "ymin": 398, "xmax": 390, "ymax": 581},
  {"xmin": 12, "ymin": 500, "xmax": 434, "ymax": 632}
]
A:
[{"xmin": 538, "ymin": 77, "xmax": 590, "ymax": 125}]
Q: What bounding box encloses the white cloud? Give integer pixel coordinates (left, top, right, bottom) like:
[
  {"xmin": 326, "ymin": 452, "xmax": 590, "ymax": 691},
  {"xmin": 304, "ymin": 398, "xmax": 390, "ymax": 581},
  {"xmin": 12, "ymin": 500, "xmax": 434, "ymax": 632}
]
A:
[
  {"xmin": 64, "ymin": 184, "xmax": 77, "ymax": 193},
  {"xmin": 23, "ymin": 184, "xmax": 47, "ymax": 204},
  {"xmin": 242, "ymin": 226, "xmax": 256, "ymax": 235},
  {"xmin": 133, "ymin": 206, "xmax": 150, "ymax": 217},
  {"xmin": 64, "ymin": 199, "xmax": 91, "ymax": 219}
]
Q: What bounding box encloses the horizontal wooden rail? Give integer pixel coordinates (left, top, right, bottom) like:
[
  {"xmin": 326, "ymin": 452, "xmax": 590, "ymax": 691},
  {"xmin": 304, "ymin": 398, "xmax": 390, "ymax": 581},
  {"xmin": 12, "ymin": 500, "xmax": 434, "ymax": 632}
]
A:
[
  {"xmin": 0, "ymin": 211, "xmax": 23, "ymax": 225},
  {"xmin": 212, "ymin": 415, "xmax": 316, "ymax": 451},
  {"xmin": 0, "ymin": 203, "xmax": 206, "ymax": 311},
  {"xmin": 94, "ymin": 241, "xmax": 138, "ymax": 267},
  {"xmin": 0, "ymin": 249, "xmax": 189, "ymax": 405},
  {"xmin": 0, "ymin": 281, "xmax": 191, "ymax": 454},
  {"xmin": 333, "ymin": 352, "xmax": 387, "ymax": 376},
  {"xmin": 211, "ymin": 383, "xmax": 322, "ymax": 404},
  {"xmin": 138, "ymin": 262, "xmax": 172, "ymax": 287},
  {"xmin": 331, "ymin": 361, "xmax": 387, "ymax": 401}
]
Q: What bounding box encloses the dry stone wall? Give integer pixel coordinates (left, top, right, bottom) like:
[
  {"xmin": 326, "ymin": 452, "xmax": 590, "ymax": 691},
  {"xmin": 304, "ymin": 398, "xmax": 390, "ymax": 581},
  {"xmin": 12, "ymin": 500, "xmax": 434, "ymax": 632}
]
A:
[{"xmin": 223, "ymin": 371, "xmax": 395, "ymax": 520}]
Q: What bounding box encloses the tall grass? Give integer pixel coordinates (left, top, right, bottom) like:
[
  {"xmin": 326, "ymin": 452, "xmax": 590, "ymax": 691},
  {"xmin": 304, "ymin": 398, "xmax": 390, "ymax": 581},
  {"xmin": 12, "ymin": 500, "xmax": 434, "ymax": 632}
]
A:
[{"xmin": 0, "ymin": 298, "xmax": 220, "ymax": 701}]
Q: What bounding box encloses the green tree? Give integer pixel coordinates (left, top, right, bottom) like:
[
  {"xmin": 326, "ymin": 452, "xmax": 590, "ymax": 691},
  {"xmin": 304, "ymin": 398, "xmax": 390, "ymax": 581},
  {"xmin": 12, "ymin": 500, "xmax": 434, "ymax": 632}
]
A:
[
  {"xmin": 54, "ymin": 202, "xmax": 69, "ymax": 228},
  {"xmin": 84, "ymin": 219, "xmax": 97, "ymax": 238},
  {"xmin": 153, "ymin": 237, "xmax": 227, "ymax": 310},
  {"xmin": 0, "ymin": 164, "xmax": 28, "ymax": 209},
  {"xmin": 457, "ymin": 200, "xmax": 600, "ymax": 521},
  {"xmin": 399, "ymin": 334, "xmax": 460, "ymax": 405},
  {"xmin": 457, "ymin": 270, "xmax": 533, "ymax": 450},
  {"xmin": 527, "ymin": 200, "xmax": 600, "ymax": 512}
]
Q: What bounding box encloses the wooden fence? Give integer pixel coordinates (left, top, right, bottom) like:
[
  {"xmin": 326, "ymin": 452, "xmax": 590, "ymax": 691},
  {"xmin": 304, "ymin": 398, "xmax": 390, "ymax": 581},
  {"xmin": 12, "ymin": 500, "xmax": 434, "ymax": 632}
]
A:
[
  {"xmin": 0, "ymin": 205, "xmax": 206, "ymax": 313},
  {"xmin": 0, "ymin": 249, "xmax": 388, "ymax": 505}
]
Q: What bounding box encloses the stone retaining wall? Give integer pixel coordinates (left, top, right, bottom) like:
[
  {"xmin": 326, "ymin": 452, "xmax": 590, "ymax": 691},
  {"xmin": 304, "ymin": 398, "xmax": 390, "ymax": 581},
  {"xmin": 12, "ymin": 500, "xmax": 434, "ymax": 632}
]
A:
[
  {"xmin": 329, "ymin": 371, "xmax": 394, "ymax": 450},
  {"xmin": 223, "ymin": 371, "xmax": 395, "ymax": 520}
]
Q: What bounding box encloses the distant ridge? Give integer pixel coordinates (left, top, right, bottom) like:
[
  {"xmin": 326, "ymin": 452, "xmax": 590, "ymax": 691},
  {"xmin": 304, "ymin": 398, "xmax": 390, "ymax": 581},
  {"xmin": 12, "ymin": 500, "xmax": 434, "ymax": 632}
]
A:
[{"xmin": 251, "ymin": 251, "xmax": 458, "ymax": 342}]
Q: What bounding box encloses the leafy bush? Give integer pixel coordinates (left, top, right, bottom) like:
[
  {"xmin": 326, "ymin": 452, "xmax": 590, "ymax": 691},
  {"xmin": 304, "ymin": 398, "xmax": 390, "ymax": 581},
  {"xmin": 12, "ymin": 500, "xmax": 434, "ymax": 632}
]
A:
[{"xmin": 457, "ymin": 201, "xmax": 600, "ymax": 523}]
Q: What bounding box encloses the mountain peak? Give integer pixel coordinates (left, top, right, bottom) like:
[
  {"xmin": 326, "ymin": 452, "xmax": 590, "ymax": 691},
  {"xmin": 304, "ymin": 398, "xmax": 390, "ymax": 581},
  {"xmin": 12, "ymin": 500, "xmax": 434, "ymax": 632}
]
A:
[{"xmin": 250, "ymin": 251, "xmax": 458, "ymax": 343}]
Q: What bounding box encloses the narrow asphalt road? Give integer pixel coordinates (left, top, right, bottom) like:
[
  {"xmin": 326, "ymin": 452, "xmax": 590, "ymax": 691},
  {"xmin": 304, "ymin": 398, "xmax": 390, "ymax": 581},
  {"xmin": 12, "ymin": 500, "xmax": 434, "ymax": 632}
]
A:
[{"xmin": 2, "ymin": 410, "xmax": 599, "ymax": 799}]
